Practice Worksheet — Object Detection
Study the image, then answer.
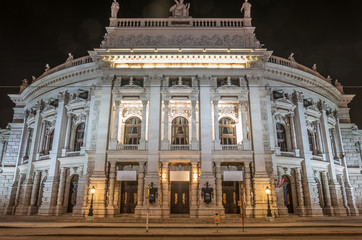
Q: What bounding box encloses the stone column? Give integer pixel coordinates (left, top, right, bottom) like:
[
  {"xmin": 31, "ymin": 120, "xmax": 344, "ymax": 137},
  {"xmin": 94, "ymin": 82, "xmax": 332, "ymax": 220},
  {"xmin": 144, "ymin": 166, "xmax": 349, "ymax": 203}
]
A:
[
  {"xmin": 55, "ymin": 168, "xmax": 67, "ymax": 215},
  {"xmin": 16, "ymin": 102, "xmax": 44, "ymax": 215},
  {"xmin": 107, "ymin": 162, "xmax": 116, "ymax": 216},
  {"xmin": 191, "ymin": 100, "xmax": 198, "ymax": 150},
  {"xmin": 27, "ymin": 171, "xmax": 41, "ymax": 215},
  {"xmin": 61, "ymin": 113, "xmax": 72, "ymax": 157},
  {"xmin": 137, "ymin": 163, "xmax": 145, "ymax": 208},
  {"xmin": 294, "ymin": 168, "xmax": 306, "ymax": 216},
  {"xmin": 241, "ymin": 101, "xmax": 251, "ymax": 150},
  {"xmin": 338, "ymin": 174, "xmax": 351, "ymax": 215},
  {"xmin": 292, "ymin": 91, "xmax": 323, "ymax": 216},
  {"xmin": 161, "ymin": 162, "xmax": 169, "ymax": 218},
  {"xmin": 213, "ymin": 100, "xmax": 221, "ymax": 150},
  {"xmin": 190, "ymin": 162, "xmax": 199, "ymax": 218},
  {"xmin": 161, "ymin": 100, "xmax": 170, "ymax": 150},
  {"xmin": 319, "ymin": 101, "xmax": 346, "ymax": 216},
  {"xmin": 110, "ymin": 101, "xmax": 120, "ymax": 150},
  {"xmin": 316, "ymin": 123, "xmax": 324, "ymax": 155},
  {"xmin": 139, "ymin": 100, "xmax": 147, "ymax": 150},
  {"xmin": 215, "ymin": 162, "xmax": 223, "ymax": 208},
  {"xmin": 290, "ymin": 114, "xmax": 300, "ymax": 157},
  {"xmin": 81, "ymin": 112, "xmax": 89, "ymax": 155},
  {"xmin": 321, "ymin": 171, "xmax": 333, "ymax": 215},
  {"xmin": 244, "ymin": 164, "xmax": 252, "ymax": 217}
]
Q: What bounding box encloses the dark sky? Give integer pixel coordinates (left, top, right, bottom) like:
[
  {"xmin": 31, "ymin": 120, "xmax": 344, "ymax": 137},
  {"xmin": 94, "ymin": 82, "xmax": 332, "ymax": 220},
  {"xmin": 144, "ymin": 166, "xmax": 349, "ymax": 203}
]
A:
[{"xmin": 0, "ymin": 0, "xmax": 361, "ymax": 128}]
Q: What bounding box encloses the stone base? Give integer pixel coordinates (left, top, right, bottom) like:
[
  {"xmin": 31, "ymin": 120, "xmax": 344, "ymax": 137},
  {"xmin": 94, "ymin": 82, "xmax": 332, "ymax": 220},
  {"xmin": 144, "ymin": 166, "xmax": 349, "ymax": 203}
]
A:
[
  {"xmin": 333, "ymin": 206, "xmax": 348, "ymax": 216},
  {"xmin": 140, "ymin": 206, "xmax": 163, "ymax": 218},
  {"xmin": 27, "ymin": 205, "xmax": 39, "ymax": 215},
  {"xmin": 296, "ymin": 206, "xmax": 306, "ymax": 216},
  {"xmin": 197, "ymin": 205, "xmax": 224, "ymax": 218},
  {"xmin": 305, "ymin": 206, "xmax": 324, "ymax": 217},
  {"xmin": 323, "ymin": 206, "xmax": 334, "ymax": 216},
  {"xmin": 55, "ymin": 205, "xmax": 66, "ymax": 216},
  {"xmin": 106, "ymin": 205, "xmax": 117, "ymax": 217},
  {"xmin": 38, "ymin": 205, "xmax": 57, "ymax": 216},
  {"xmin": 15, "ymin": 204, "xmax": 29, "ymax": 216}
]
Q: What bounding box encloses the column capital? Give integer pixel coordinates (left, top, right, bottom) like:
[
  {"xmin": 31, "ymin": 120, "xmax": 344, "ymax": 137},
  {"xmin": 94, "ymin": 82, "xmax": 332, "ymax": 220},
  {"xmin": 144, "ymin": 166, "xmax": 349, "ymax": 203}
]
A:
[
  {"xmin": 292, "ymin": 90, "xmax": 304, "ymax": 104},
  {"xmin": 164, "ymin": 100, "xmax": 169, "ymax": 106},
  {"xmin": 142, "ymin": 100, "xmax": 148, "ymax": 106},
  {"xmin": 58, "ymin": 91, "xmax": 69, "ymax": 103}
]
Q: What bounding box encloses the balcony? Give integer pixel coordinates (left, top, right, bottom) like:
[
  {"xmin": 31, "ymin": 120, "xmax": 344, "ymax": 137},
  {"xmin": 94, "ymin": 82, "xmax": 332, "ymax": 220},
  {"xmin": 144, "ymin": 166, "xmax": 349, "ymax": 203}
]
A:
[
  {"xmin": 118, "ymin": 144, "xmax": 139, "ymax": 151},
  {"xmin": 170, "ymin": 145, "xmax": 190, "ymax": 151},
  {"xmin": 221, "ymin": 145, "xmax": 242, "ymax": 151}
]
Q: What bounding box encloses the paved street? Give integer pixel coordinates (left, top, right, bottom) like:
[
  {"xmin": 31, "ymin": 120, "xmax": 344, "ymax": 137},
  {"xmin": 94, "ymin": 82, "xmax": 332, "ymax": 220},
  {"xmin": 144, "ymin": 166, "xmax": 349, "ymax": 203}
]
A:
[{"xmin": 0, "ymin": 216, "xmax": 362, "ymax": 239}]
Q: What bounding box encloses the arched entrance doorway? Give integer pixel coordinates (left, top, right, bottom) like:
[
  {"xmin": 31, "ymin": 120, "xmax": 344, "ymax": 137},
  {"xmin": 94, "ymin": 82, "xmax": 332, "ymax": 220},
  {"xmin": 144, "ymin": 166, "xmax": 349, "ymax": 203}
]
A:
[
  {"xmin": 67, "ymin": 175, "xmax": 79, "ymax": 213},
  {"xmin": 120, "ymin": 181, "xmax": 138, "ymax": 214},
  {"xmin": 282, "ymin": 176, "xmax": 294, "ymax": 213}
]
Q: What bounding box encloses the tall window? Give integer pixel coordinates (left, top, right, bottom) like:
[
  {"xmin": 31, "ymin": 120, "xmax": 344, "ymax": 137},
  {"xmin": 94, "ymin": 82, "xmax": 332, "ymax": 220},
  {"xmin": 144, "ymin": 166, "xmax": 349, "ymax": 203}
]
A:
[
  {"xmin": 307, "ymin": 130, "xmax": 315, "ymax": 153},
  {"xmin": 74, "ymin": 123, "xmax": 85, "ymax": 151},
  {"xmin": 219, "ymin": 118, "xmax": 236, "ymax": 145},
  {"xmin": 276, "ymin": 123, "xmax": 287, "ymax": 151},
  {"xmin": 48, "ymin": 130, "xmax": 55, "ymax": 152},
  {"xmin": 124, "ymin": 118, "xmax": 141, "ymax": 145},
  {"xmin": 171, "ymin": 117, "xmax": 189, "ymax": 145}
]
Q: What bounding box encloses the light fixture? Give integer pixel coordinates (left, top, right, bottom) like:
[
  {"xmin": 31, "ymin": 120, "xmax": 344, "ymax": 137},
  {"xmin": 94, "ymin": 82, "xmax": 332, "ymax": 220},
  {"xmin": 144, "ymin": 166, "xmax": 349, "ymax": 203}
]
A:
[
  {"xmin": 91, "ymin": 186, "xmax": 96, "ymax": 194},
  {"xmin": 266, "ymin": 186, "xmax": 271, "ymax": 195},
  {"xmin": 193, "ymin": 172, "xmax": 198, "ymax": 181}
]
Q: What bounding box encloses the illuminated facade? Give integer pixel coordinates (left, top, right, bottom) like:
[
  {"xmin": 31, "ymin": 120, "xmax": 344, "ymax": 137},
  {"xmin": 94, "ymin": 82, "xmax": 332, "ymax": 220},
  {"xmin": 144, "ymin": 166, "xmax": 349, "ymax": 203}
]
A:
[{"xmin": 0, "ymin": 1, "xmax": 362, "ymax": 219}]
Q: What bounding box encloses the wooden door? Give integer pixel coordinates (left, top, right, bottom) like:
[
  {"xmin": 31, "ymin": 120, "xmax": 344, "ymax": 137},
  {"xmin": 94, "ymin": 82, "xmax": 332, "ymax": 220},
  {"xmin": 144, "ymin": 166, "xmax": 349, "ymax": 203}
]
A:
[
  {"xmin": 222, "ymin": 181, "xmax": 240, "ymax": 214},
  {"xmin": 171, "ymin": 181, "xmax": 190, "ymax": 214},
  {"xmin": 120, "ymin": 181, "xmax": 138, "ymax": 214}
]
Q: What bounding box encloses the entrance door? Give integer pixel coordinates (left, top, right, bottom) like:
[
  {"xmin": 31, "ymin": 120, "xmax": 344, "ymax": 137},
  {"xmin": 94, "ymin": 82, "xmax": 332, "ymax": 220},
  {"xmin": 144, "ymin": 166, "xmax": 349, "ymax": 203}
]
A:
[
  {"xmin": 171, "ymin": 181, "xmax": 189, "ymax": 214},
  {"xmin": 67, "ymin": 175, "xmax": 79, "ymax": 213},
  {"xmin": 120, "ymin": 181, "xmax": 138, "ymax": 214},
  {"xmin": 222, "ymin": 181, "xmax": 240, "ymax": 214},
  {"xmin": 283, "ymin": 176, "xmax": 294, "ymax": 213}
]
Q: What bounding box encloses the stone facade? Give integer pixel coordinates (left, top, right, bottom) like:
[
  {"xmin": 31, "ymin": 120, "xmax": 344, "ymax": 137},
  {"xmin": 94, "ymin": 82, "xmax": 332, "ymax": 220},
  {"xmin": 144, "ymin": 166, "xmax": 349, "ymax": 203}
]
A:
[{"xmin": 0, "ymin": 0, "xmax": 361, "ymax": 219}]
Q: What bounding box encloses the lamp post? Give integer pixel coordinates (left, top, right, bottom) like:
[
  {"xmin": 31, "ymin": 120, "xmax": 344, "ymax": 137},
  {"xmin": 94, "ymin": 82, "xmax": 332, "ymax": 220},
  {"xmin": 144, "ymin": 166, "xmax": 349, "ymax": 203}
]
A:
[
  {"xmin": 266, "ymin": 186, "xmax": 272, "ymax": 218},
  {"xmin": 88, "ymin": 186, "xmax": 95, "ymax": 219}
]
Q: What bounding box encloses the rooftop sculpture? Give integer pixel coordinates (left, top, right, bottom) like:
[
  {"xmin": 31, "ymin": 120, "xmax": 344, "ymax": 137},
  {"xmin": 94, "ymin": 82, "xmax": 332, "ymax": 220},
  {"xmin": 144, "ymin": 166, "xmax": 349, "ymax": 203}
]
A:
[
  {"xmin": 240, "ymin": 0, "xmax": 252, "ymax": 18},
  {"xmin": 111, "ymin": 0, "xmax": 120, "ymax": 18},
  {"xmin": 169, "ymin": 0, "xmax": 191, "ymax": 17}
]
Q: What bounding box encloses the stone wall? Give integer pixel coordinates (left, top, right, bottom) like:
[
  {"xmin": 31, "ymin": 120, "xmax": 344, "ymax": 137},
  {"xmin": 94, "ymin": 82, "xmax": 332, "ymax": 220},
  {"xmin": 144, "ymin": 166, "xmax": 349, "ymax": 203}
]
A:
[
  {"xmin": 2, "ymin": 123, "xmax": 23, "ymax": 167},
  {"xmin": 0, "ymin": 167, "xmax": 15, "ymax": 214},
  {"xmin": 341, "ymin": 123, "xmax": 362, "ymax": 168},
  {"xmin": 349, "ymin": 168, "xmax": 362, "ymax": 213}
]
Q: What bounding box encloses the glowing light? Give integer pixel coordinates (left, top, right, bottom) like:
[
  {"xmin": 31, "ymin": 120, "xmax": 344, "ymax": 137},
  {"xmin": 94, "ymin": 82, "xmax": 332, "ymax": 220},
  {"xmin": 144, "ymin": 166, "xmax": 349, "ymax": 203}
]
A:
[
  {"xmin": 266, "ymin": 187, "xmax": 271, "ymax": 195},
  {"xmin": 193, "ymin": 173, "xmax": 198, "ymax": 181},
  {"xmin": 91, "ymin": 186, "xmax": 96, "ymax": 194}
]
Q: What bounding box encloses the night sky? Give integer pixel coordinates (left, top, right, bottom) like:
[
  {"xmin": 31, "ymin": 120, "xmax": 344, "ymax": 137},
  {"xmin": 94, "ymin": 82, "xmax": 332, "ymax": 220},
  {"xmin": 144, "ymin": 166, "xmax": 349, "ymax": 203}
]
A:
[{"xmin": 0, "ymin": 0, "xmax": 361, "ymax": 128}]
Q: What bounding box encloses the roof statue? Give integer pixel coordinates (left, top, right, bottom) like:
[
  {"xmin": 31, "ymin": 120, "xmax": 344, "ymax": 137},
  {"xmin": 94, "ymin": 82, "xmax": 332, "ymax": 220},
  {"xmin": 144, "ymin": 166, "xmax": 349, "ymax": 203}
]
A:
[
  {"xmin": 335, "ymin": 79, "xmax": 344, "ymax": 94},
  {"xmin": 169, "ymin": 0, "xmax": 190, "ymax": 17},
  {"xmin": 66, "ymin": 53, "xmax": 74, "ymax": 62},
  {"xmin": 111, "ymin": 0, "xmax": 120, "ymax": 18},
  {"xmin": 326, "ymin": 75, "xmax": 332, "ymax": 83},
  {"xmin": 32, "ymin": 76, "xmax": 36, "ymax": 81},
  {"xmin": 240, "ymin": 0, "xmax": 252, "ymax": 18},
  {"xmin": 45, "ymin": 64, "xmax": 50, "ymax": 72},
  {"xmin": 19, "ymin": 79, "xmax": 28, "ymax": 94},
  {"xmin": 312, "ymin": 64, "xmax": 317, "ymax": 71},
  {"xmin": 288, "ymin": 53, "xmax": 295, "ymax": 61}
]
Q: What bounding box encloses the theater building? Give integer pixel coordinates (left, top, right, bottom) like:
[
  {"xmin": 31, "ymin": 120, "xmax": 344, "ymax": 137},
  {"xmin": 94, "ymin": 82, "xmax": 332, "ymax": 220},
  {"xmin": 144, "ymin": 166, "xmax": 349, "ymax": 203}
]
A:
[{"xmin": 0, "ymin": 0, "xmax": 362, "ymax": 219}]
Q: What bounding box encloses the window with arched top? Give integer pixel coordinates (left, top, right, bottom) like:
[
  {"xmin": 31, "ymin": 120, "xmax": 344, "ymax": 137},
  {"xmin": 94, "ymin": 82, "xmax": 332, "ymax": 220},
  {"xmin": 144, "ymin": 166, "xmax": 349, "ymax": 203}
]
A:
[
  {"xmin": 171, "ymin": 117, "xmax": 189, "ymax": 145},
  {"xmin": 124, "ymin": 117, "xmax": 141, "ymax": 145},
  {"xmin": 276, "ymin": 123, "xmax": 287, "ymax": 152},
  {"xmin": 74, "ymin": 123, "xmax": 85, "ymax": 151},
  {"xmin": 307, "ymin": 130, "xmax": 315, "ymax": 153},
  {"xmin": 219, "ymin": 118, "xmax": 236, "ymax": 145}
]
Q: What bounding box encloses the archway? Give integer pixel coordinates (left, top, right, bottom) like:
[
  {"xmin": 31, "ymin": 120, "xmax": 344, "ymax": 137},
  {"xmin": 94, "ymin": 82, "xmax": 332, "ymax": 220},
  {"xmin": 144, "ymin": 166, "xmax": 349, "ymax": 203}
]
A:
[{"xmin": 67, "ymin": 175, "xmax": 79, "ymax": 213}]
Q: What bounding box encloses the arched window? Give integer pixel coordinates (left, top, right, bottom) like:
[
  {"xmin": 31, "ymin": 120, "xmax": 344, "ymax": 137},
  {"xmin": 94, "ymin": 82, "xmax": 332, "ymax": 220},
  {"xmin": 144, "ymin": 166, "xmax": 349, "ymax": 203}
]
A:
[
  {"xmin": 219, "ymin": 118, "xmax": 236, "ymax": 145},
  {"xmin": 48, "ymin": 130, "xmax": 55, "ymax": 152},
  {"xmin": 171, "ymin": 117, "xmax": 189, "ymax": 145},
  {"xmin": 74, "ymin": 123, "xmax": 85, "ymax": 151},
  {"xmin": 307, "ymin": 130, "xmax": 315, "ymax": 153},
  {"xmin": 276, "ymin": 123, "xmax": 287, "ymax": 152},
  {"xmin": 124, "ymin": 117, "xmax": 141, "ymax": 145}
]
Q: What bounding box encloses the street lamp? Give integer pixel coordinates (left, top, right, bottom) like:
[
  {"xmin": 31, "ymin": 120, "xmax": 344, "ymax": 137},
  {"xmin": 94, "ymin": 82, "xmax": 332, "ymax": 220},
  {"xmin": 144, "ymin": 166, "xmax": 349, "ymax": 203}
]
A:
[
  {"xmin": 266, "ymin": 186, "xmax": 272, "ymax": 218},
  {"xmin": 88, "ymin": 186, "xmax": 95, "ymax": 218}
]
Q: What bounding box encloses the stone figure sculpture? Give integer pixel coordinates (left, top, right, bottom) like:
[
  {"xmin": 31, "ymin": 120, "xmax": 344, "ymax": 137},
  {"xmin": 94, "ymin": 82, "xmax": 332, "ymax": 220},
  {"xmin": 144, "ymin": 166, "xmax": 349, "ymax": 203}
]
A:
[
  {"xmin": 66, "ymin": 53, "xmax": 74, "ymax": 62},
  {"xmin": 312, "ymin": 64, "xmax": 317, "ymax": 71},
  {"xmin": 288, "ymin": 53, "xmax": 295, "ymax": 61},
  {"xmin": 111, "ymin": 0, "xmax": 120, "ymax": 18},
  {"xmin": 169, "ymin": 0, "xmax": 190, "ymax": 17},
  {"xmin": 45, "ymin": 64, "xmax": 50, "ymax": 72},
  {"xmin": 240, "ymin": 0, "xmax": 252, "ymax": 18}
]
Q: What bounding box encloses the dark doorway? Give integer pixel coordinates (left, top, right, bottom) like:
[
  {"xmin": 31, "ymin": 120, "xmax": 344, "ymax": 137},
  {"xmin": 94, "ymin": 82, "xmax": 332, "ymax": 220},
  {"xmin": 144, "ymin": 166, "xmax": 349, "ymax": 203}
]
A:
[
  {"xmin": 283, "ymin": 176, "xmax": 294, "ymax": 213},
  {"xmin": 171, "ymin": 181, "xmax": 190, "ymax": 214},
  {"xmin": 67, "ymin": 175, "xmax": 79, "ymax": 213},
  {"xmin": 222, "ymin": 181, "xmax": 240, "ymax": 214},
  {"xmin": 120, "ymin": 181, "xmax": 138, "ymax": 214}
]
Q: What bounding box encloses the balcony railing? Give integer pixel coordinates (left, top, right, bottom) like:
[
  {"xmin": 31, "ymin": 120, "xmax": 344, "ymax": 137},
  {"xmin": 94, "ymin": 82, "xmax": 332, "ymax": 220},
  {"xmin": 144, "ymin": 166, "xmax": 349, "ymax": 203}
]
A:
[
  {"xmin": 170, "ymin": 145, "xmax": 190, "ymax": 151},
  {"xmin": 113, "ymin": 18, "xmax": 246, "ymax": 28},
  {"xmin": 268, "ymin": 55, "xmax": 327, "ymax": 81},
  {"xmin": 221, "ymin": 145, "xmax": 242, "ymax": 151},
  {"xmin": 35, "ymin": 56, "xmax": 93, "ymax": 82},
  {"xmin": 118, "ymin": 144, "xmax": 139, "ymax": 151}
]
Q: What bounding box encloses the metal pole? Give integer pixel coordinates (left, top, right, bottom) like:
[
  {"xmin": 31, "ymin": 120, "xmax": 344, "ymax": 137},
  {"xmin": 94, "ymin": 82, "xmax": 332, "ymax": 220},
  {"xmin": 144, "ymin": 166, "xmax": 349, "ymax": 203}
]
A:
[
  {"xmin": 146, "ymin": 198, "xmax": 149, "ymax": 232},
  {"xmin": 267, "ymin": 194, "xmax": 272, "ymax": 217},
  {"xmin": 241, "ymin": 193, "xmax": 245, "ymax": 232}
]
